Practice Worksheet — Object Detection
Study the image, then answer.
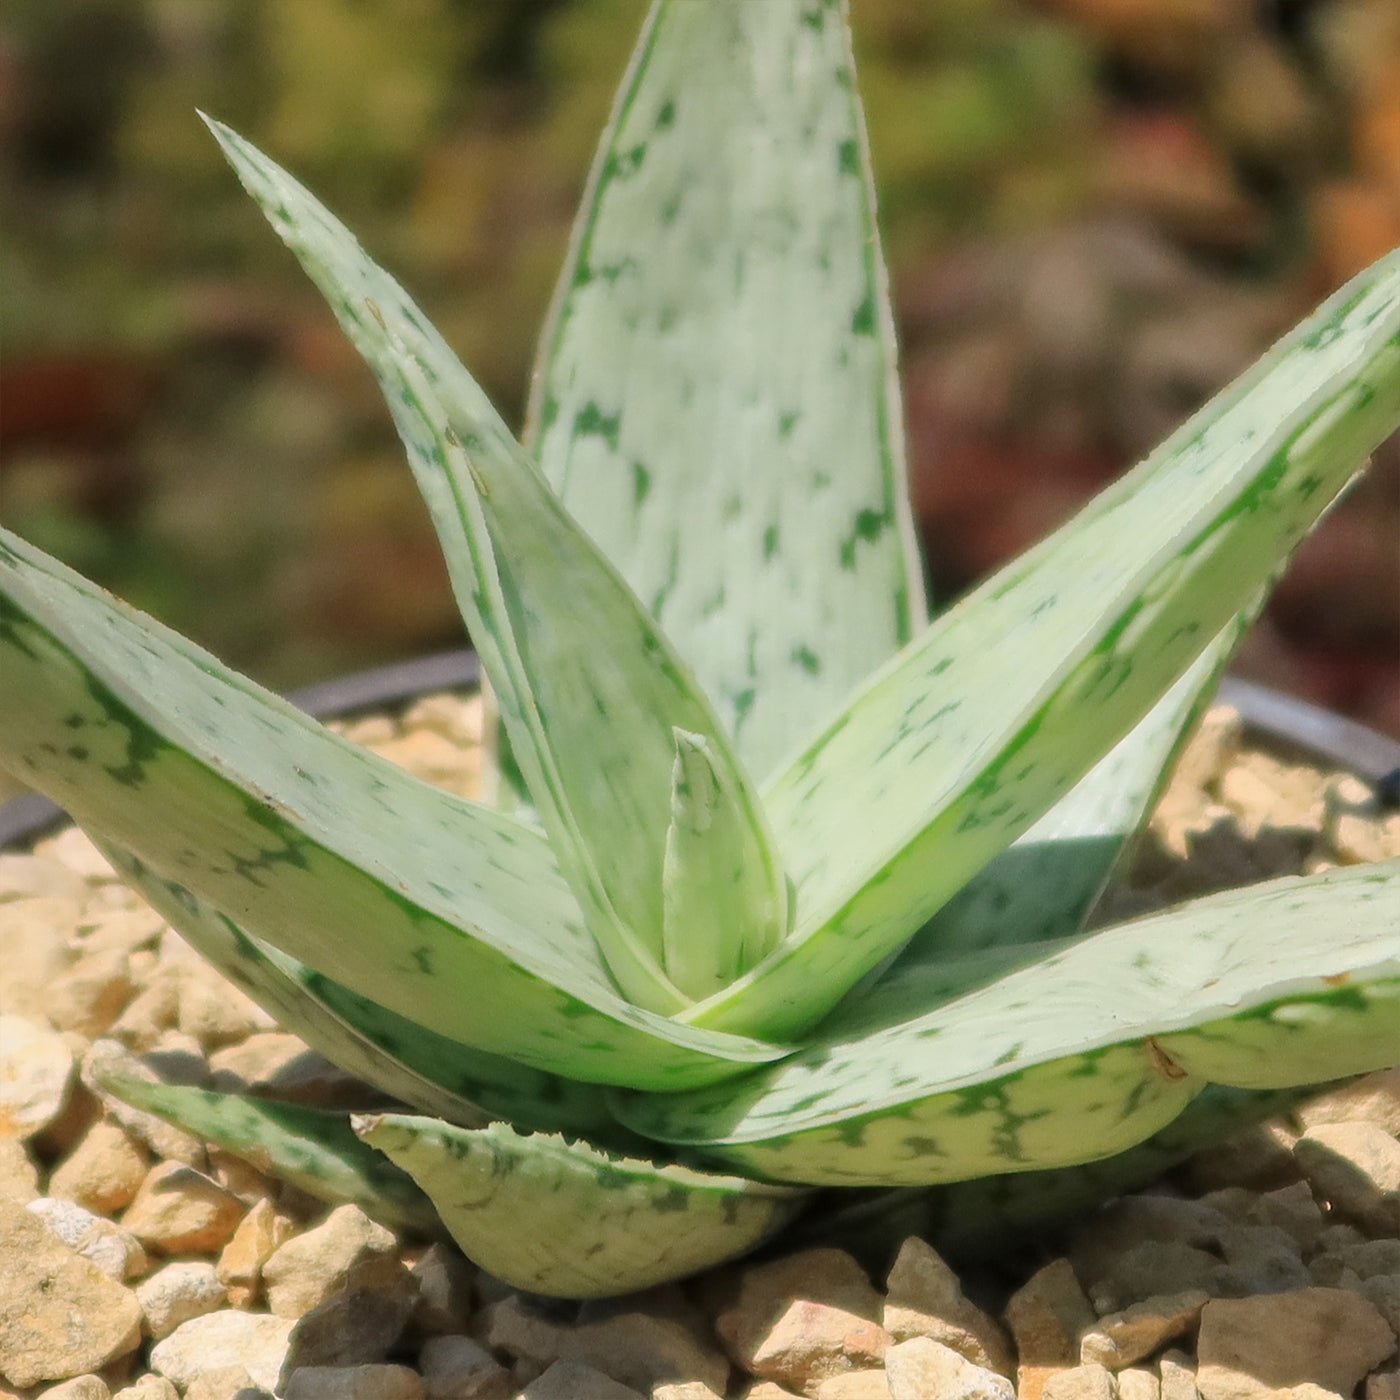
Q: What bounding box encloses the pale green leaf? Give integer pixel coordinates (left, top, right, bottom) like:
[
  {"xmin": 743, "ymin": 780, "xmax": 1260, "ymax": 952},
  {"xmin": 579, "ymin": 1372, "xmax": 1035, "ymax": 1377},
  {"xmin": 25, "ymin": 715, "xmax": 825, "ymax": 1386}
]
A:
[
  {"xmin": 0, "ymin": 528, "xmax": 787, "ymax": 1090},
  {"xmin": 617, "ymin": 861, "xmax": 1400, "ymax": 1184},
  {"xmin": 528, "ymin": 0, "xmax": 926, "ymax": 781},
  {"xmin": 684, "ymin": 249, "xmax": 1400, "ymax": 1039},
  {"xmin": 205, "ymin": 116, "xmax": 787, "ymax": 1016},
  {"xmin": 354, "ymin": 1115, "xmax": 807, "ymax": 1298}
]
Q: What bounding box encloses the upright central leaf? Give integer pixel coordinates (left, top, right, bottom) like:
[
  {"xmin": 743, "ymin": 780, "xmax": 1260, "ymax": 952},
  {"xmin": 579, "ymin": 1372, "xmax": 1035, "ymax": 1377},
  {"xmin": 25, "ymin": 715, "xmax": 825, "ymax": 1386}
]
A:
[
  {"xmin": 529, "ymin": 0, "xmax": 927, "ymax": 781},
  {"xmin": 206, "ymin": 122, "xmax": 787, "ymax": 1016}
]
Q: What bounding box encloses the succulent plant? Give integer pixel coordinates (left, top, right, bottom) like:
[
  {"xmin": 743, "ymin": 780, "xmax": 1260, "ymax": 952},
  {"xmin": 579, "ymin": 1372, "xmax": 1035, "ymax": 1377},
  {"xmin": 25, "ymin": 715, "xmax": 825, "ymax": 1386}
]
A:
[{"xmin": 3, "ymin": 0, "xmax": 1400, "ymax": 1298}]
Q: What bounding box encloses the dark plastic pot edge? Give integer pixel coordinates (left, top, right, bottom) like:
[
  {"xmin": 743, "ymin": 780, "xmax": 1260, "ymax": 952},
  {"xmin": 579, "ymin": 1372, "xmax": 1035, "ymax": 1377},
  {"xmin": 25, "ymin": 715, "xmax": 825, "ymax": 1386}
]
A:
[{"xmin": 0, "ymin": 653, "xmax": 1394, "ymax": 849}]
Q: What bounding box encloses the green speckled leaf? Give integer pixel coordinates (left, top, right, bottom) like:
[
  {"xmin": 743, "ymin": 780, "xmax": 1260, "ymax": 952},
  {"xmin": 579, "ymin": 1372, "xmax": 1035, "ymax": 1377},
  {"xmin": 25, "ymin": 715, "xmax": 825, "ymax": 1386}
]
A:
[
  {"xmin": 0, "ymin": 529, "xmax": 787, "ymax": 1091},
  {"xmin": 206, "ymin": 117, "xmax": 786, "ymax": 1017},
  {"xmin": 684, "ymin": 248, "xmax": 1400, "ymax": 1040},
  {"xmin": 353, "ymin": 1115, "xmax": 807, "ymax": 1298},
  {"xmin": 91, "ymin": 1067, "xmax": 440, "ymax": 1236},
  {"xmin": 102, "ymin": 842, "xmax": 628, "ymax": 1141},
  {"xmin": 529, "ymin": 0, "xmax": 925, "ymax": 781},
  {"xmin": 617, "ymin": 861, "xmax": 1400, "ymax": 1185}
]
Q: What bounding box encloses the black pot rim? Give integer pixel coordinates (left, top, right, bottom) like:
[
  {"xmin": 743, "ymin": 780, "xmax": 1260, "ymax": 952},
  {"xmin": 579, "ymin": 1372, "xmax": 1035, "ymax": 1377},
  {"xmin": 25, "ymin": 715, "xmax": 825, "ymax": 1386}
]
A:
[{"xmin": 1, "ymin": 651, "xmax": 1394, "ymax": 848}]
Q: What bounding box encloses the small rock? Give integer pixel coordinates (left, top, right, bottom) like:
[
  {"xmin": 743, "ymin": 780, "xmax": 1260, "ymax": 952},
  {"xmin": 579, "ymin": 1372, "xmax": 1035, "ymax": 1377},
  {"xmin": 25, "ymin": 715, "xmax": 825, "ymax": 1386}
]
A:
[
  {"xmin": 279, "ymin": 1283, "xmax": 420, "ymax": 1373},
  {"xmin": 49, "ymin": 1118, "xmax": 150, "ymax": 1214},
  {"xmin": 41, "ymin": 827, "xmax": 116, "ymax": 881},
  {"xmin": 1070, "ymin": 1196, "xmax": 1228, "ymax": 1288},
  {"xmin": 1086, "ymin": 1242, "xmax": 1219, "ymax": 1314},
  {"xmin": 280, "ymin": 1364, "xmax": 424, "ymax": 1400},
  {"xmin": 516, "ymin": 1358, "xmax": 644, "ymax": 1399},
  {"xmin": 1293, "ymin": 1122, "xmax": 1400, "ymax": 1233},
  {"xmin": 175, "ymin": 967, "xmax": 276, "ymax": 1049},
  {"xmin": 81, "ymin": 1041, "xmax": 206, "ymax": 1167},
  {"xmin": 562, "ymin": 1311, "xmax": 730, "ymax": 1397},
  {"xmin": 38, "ymin": 1375, "xmax": 111, "ymax": 1400},
  {"xmin": 262, "ymin": 1203, "xmax": 406, "ymax": 1319},
  {"xmin": 884, "ymin": 1337, "xmax": 1014, "ymax": 1400},
  {"xmin": 1041, "ymin": 1364, "xmax": 1115, "ymax": 1400},
  {"xmin": 1117, "ymin": 1368, "xmax": 1161, "ymax": 1400},
  {"xmin": 121, "ymin": 1160, "xmax": 245, "ymax": 1254},
  {"xmin": 136, "ymin": 1260, "xmax": 229, "ymax": 1339},
  {"xmin": 1006, "ymin": 1258, "xmax": 1097, "ymax": 1368},
  {"xmin": 747, "ymin": 1300, "xmax": 890, "ymax": 1394},
  {"xmin": 111, "ymin": 1377, "xmax": 180, "ymax": 1400},
  {"xmin": 0, "ymin": 1197, "xmax": 141, "ymax": 1388},
  {"xmin": 0, "ymin": 1013, "xmax": 74, "ymax": 1140},
  {"xmin": 882, "ymin": 1236, "xmax": 1013, "ymax": 1376},
  {"xmin": 814, "ymin": 1371, "xmax": 894, "ymax": 1399},
  {"xmin": 407, "ymin": 1242, "xmax": 476, "ymax": 1336},
  {"xmin": 1244, "ymin": 1182, "xmax": 1326, "ymax": 1252},
  {"xmin": 1368, "ymin": 1372, "xmax": 1400, "ymax": 1400},
  {"xmin": 45, "ymin": 948, "xmax": 136, "ymax": 1037},
  {"xmin": 653, "ymin": 1386, "xmax": 726, "ymax": 1400},
  {"xmin": 183, "ymin": 1365, "xmax": 271, "ymax": 1400},
  {"xmin": 1080, "ymin": 1291, "xmax": 1208, "ymax": 1370},
  {"xmin": 1212, "ymin": 1224, "xmax": 1311, "ymax": 1295},
  {"xmin": 1298, "ymin": 1069, "xmax": 1400, "ymax": 1136},
  {"xmin": 481, "ymin": 1293, "xmax": 565, "ymax": 1368},
  {"xmin": 1158, "ymin": 1350, "xmax": 1200, "ymax": 1400},
  {"xmin": 25, "ymin": 1197, "xmax": 147, "ymax": 1282},
  {"xmin": 715, "ymin": 1248, "xmax": 881, "ymax": 1371},
  {"xmin": 0, "ymin": 1136, "xmax": 38, "ymax": 1202},
  {"xmin": 1180, "ymin": 1122, "xmax": 1302, "ymax": 1194},
  {"xmin": 216, "ymin": 1197, "xmax": 297, "ymax": 1308},
  {"xmin": 108, "ymin": 980, "xmax": 180, "ymax": 1051},
  {"xmin": 417, "ymin": 1334, "xmax": 512, "ymax": 1400},
  {"xmin": 148, "ymin": 1310, "xmax": 295, "ymax": 1394},
  {"xmin": 1195, "ymin": 1288, "xmax": 1392, "ymax": 1399},
  {"xmin": 0, "ymin": 895, "xmax": 79, "ymax": 1020}
]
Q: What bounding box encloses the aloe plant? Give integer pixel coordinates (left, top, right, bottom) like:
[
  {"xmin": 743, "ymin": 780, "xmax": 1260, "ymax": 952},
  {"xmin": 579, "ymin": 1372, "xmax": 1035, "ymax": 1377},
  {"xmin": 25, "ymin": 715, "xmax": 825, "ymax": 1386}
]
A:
[{"xmin": 4, "ymin": 0, "xmax": 1400, "ymax": 1298}]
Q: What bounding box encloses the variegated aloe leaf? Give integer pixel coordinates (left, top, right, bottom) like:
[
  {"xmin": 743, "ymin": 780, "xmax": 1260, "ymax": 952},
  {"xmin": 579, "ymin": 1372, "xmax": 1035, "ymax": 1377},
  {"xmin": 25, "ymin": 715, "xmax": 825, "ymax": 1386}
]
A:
[
  {"xmin": 0, "ymin": 529, "xmax": 788, "ymax": 1090},
  {"xmin": 206, "ymin": 119, "xmax": 787, "ymax": 1015},
  {"xmin": 617, "ymin": 860, "xmax": 1400, "ymax": 1184},
  {"xmin": 101, "ymin": 843, "xmax": 628, "ymax": 1140},
  {"xmin": 528, "ymin": 0, "xmax": 926, "ymax": 780},
  {"xmin": 353, "ymin": 1116, "xmax": 808, "ymax": 1298},
  {"xmin": 90, "ymin": 1066, "xmax": 440, "ymax": 1236},
  {"xmin": 683, "ymin": 249, "xmax": 1400, "ymax": 1040}
]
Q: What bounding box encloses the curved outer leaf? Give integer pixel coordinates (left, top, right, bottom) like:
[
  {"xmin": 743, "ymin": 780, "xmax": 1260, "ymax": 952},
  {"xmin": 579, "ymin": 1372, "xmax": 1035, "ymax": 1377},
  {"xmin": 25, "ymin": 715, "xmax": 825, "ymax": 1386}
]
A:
[
  {"xmin": 353, "ymin": 1115, "xmax": 808, "ymax": 1299},
  {"xmin": 205, "ymin": 118, "xmax": 787, "ymax": 1018},
  {"xmin": 527, "ymin": 0, "xmax": 926, "ymax": 781},
  {"xmin": 684, "ymin": 249, "xmax": 1400, "ymax": 1040},
  {"xmin": 101, "ymin": 843, "xmax": 628, "ymax": 1140},
  {"xmin": 0, "ymin": 530, "xmax": 788, "ymax": 1090},
  {"xmin": 617, "ymin": 861, "xmax": 1400, "ymax": 1185},
  {"xmin": 91, "ymin": 1067, "xmax": 440, "ymax": 1236}
]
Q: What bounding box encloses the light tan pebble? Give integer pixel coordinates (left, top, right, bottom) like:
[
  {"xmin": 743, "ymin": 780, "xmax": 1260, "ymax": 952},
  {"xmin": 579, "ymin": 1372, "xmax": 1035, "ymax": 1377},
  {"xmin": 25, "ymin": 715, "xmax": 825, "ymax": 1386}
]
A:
[
  {"xmin": 1117, "ymin": 1367, "xmax": 1161, "ymax": 1400},
  {"xmin": 881, "ymin": 1236, "xmax": 1013, "ymax": 1376},
  {"xmin": 0, "ymin": 895, "xmax": 79, "ymax": 1019},
  {"xmin": 136, "ymin": 1260, "xmax": 228, "ymax": 1340},
  {"xmin": 206, "ymin": 1148, "xmax": 279, "ymax": 1205},
  {"xmin": 136, "ymin": 1029, "xmax": 207, "ymax": 1085},
  {"xmin": 400, "ymin": 692, "xmax": 484, "ymax": 748},
  {"xmin": 25, "ymin": 1197, "xmax": 147, "ymax": 1281},
  {"xmin": 183, "ymin": 1366, "xmax": 270, "ymax": 1400},
  {"xmin": 74, "ymin": 906, "xmax": 165, "ymax": 958},
  {"xmin": 80, "ymin": 1042, "xmax": 206, "ymax": 1168},
  {"xmin": 513, "ymin": 1359, "xmax": 644, "ymax": 1399},
  {"xmin": 31, "ymin": 829, "xmax": 112, "ymax": 881},
  {"xmin": 1297, "ymin": 1068, "xmax": 1400, "ymax": 1136},
  {"xmin": 747, "ymin": 1300, "xmax": 890, "ymax": 1394},
  {"xmin": 1040, "ymin": 1363, "xmax": 1115, "ymax": 1400},
  {"xmin": 1005, "ymin": 1258, "xmax": 1097, "ymax": 1367},
  {"xmin": 1080, "ymin": 1291, "xmax": 1208, "ymax": 1370},
  {"xmin": 370, "ymin": 730, "xmax": 482, "ymax": 799},
  {"xmin": 814, "ymin": 1370, "xmax": 893, "ymax": 1399},
  {"xmin": 36, "ymin": 1376, "xmax": 111, "ymax": 1400},
  {"xmin": 742, "ymin": 1385, "xmax": 803, "ymax": 1400},
  {"xmin": 120, "ymin": 1161, "xmax": 245, "ymax": 1255},
  {"xmin": 338, "ymin": 714, "xmax": 397, "ymax": 746},
  {"xmin": 0, "ymin": 1014, "xmax": 74, "ymax": 1140},
  {"xmin": 0, "ymin": 1135, "xmax": 38, "ymax": 1202},
  {"xmin": 1017, "ymin": 1365, "xmax": 1068, "ymax": 1400},
  {"xmin": 0, "ymin": 852, "xmax": 86, "ymax": 900},
  {"xmin": 106, "ymin": 980, "xmax": 180, "ymax": 1052},
  {"xmin": 209, "ymin": 1034, "xmax": 368, "ymax": 1110},
  {"xmin": 1367, "ymin": 1373, "xmax": 1400, "ymax": 1400},
  {"xmin": 207, "ymin": 1033, "xmax": 312, "ymax": 1092},
  {"xmin": 175, "ymin": 970, "xmax": 276, "ymax": 1050},
  {"xmin": 49, "ymin": 1119, "xmax": 150, "ymax": 1214},
  {"xmin": 407, "ymin": 1242, "xmax": 476, "ymax": 1336},
  {"xmin": 280, "ymin": 1364, "xmax": 424, "ymax": 1400},
  {"xmin": 148, "ymin": 1311, "xmax": 294, "ymax": 1394},
  {"xmin": 0, "ymin": 1198, "xmax": 142, "ymax": 1388},
  {"xmin": 1158, "ymin": 1351, "xmax": 1200, "ymax": 1400},
  {"xmin": 45, "ymin": 949, "xmax": 135, "ymax": 1038},
  {"xmin": 1086, "ymin": 1242, "xmax": 1218, "ymax": 1315},
  {"xmin": 481, "ymin": 1294, "xmax": 564, "ymax": 1368},
  {"xmin": 110, "ymin": 1377, "xmax": 179, "ymax": 1400},
  {"xmin": 884, "ymin": 1337, "xmax": 1013, "ymax": 1400},
  {"xmin": 1195, "ymin": 1289, "xmax": 1392, "ymax": 1400},
  {"xmin": 417, "ymin": 1334, "xmax": 512, "ymax": 1400},
  {"xmin": 715, "ymin": 1248, "xmax": 881, "ymax": 1372},
  {"xmin": 262, "ymin": 1203, "xmax": 407, "ymax": 1319},
  {"xmin": 1292, "ymin": 1122, "xmax": 1400, "ymax": 1233},
  {"xmin": 1219, "ymin": 753, "xmax": 1326, "ymax": 837},
  {"xmin": 1329, "ymin": 811, "xmax": 1400, "ymax": 864},
  {"xmin": 215, "ymin": 1197, "xmax": 296, "ymax": 1309}
]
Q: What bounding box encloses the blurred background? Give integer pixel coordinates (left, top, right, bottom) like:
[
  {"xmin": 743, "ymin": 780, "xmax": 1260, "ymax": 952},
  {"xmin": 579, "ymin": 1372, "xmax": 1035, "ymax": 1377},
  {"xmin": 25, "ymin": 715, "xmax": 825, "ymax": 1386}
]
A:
[{"xmin": 1, "ymin": 0, "xmax": 1397, "ymax": 734}]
